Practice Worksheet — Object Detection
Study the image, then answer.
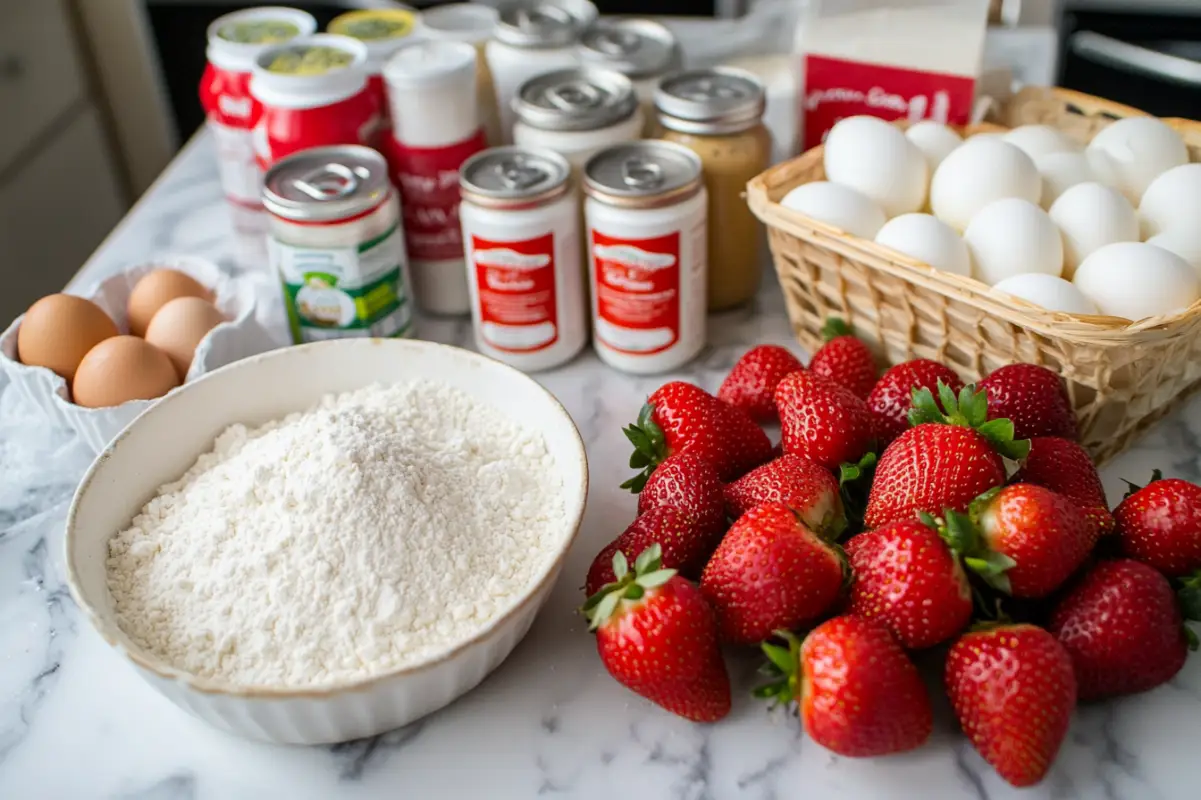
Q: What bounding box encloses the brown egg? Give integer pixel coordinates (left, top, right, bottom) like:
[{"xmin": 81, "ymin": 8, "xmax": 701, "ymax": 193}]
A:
[
  {"xmin": 144, "ymin": 297, "xmax": 226, "ymax": 379},
  {"xmin": 16, "ymin": 294, "xmax": 119, "ymax": 382},
  {"xmin": 72, "ymin": 336, "xmax": 180, "ymax": 408},
  {"xmin": 127, "ymin": 269, "xmax": 213, "ymax": 337}
]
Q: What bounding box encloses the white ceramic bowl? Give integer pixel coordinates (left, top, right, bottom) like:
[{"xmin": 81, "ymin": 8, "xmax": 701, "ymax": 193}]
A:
[{"xmin": 65, "ymin": 339, "xmax": 588, "ymax": 745}]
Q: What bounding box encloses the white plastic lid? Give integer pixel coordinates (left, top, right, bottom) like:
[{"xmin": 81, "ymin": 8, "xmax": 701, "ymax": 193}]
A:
[
  {"xmin": 206, "ymin": 6, "xmax": 317, "ymax": 71},
  {"xmin": 418, "ymin": 3, "xmax": 499, "ymax": 44},
  {"xmin": 383, "ymin": 40, "xmax": 477, "ymax": 89}
]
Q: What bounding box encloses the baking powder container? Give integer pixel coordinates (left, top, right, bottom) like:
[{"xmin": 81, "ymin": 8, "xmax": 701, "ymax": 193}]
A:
[{"xmin": 418, "ymin": 3, "xmax": 504, "ymax": 147}]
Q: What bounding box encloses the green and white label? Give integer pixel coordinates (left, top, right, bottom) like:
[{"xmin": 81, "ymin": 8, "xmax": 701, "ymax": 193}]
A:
[{"xmin": 271, "ymin": 224, "xmax": 414, "ymax": 343}]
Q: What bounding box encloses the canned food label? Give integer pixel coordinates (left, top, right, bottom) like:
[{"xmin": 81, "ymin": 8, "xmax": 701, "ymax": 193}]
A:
[
  {"xmin": 253, "ymin": 87, "xmax": 383, "ymax": 171},
  {"xmin": 591, "ymin": 230, "xmax": 680, "ymax": 355},
  {"xmin": 200, "ymin": 64, "xmax": 263, "ymax": 206},
  {"xmin": 470, "ymin": 233, "xmax": 559, "ymax": 353},
  {"xmin": 383, "ymin": 129, "xmax": 488, "ymax": 262},
  {"xmin": 271, "ymin": 223, "xmax": 413, "ymax": 342}
]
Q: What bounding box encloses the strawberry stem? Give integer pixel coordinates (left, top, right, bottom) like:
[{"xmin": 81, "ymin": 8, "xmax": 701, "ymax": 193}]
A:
[
  {"xmin": 621, "ymin": 402, "xmax": 669, "ymax": 493},
  {"xmin": 581, "ymin": 543, "xmax": 677, "ymax": 630},
  {"xmin": 821, "ymin": 316, "xmax": 853, "ymax": 341},
  {"xmin": 1121, "ymin": 468, "xmax": 1165, "ymax": 500},
  {"xmin": 753, "ymin": 629, "xmax": 803, "ymax": 706}
]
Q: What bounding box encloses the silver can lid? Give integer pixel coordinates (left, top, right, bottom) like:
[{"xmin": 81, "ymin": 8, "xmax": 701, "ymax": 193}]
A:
[
  {"xmin": 494, "ymin": 5, "xmax": 578, "ymax": 49},
  {"xmin": 262, "ymin": 145, "xmax": 390, "ymax": 222},
  {"xmin": 655, "ymin": 67, "xmax": 766, "ymax": 135},
  {"xmin": 514, "ymin": 68, "xmax": 638, "ymax": 132},
  {"xmin": 583, "ymin": 141, "xmax": 702, "ymax": 205},
  {"xmin": 460, "ymin": 146, "xmax": 572, "ymax": 206},
  {"xmin": 576, "ymin": 19, "xmax": 679, "ymax": 79}
]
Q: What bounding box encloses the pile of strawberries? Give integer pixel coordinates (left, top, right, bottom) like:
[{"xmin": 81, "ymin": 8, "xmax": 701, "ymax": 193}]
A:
[{"xmin": 581, "ymin": 318, "xmax": 1201, "ymax": 788}]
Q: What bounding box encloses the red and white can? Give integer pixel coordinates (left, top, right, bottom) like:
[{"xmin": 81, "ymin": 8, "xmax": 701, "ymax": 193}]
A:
[
  {"xmin": 460, "ymin": 146, "xmax": 587, "ymax": 372},
  {"xmin": 249, "ymin": 34, "xmax": 383, "ymax": 172},
  {"xmin": 326, "ymin": 7, "xmax": 420, "ymax": 132},
  {"xmin": 200, "ymin": 6, "xmax": 316, "ymax": 209},
  {"xmin": 583, "ymin": 141, "xmax": 708, "ymax": 375}
]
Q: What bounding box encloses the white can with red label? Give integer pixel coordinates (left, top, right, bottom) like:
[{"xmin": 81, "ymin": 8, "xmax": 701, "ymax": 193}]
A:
[
  {"xmin": 249, "ymin": 34, "xmax": 384, "ymax": 172},
  {"xmin": 583, "ymin": 141, "xmax": 707, "ymax": 375},
  {"xmin": 200, "ymin": 6, "xmax": 316, "ymax": 209},
  {"xmin": 459, "ymin": 146, "xmax": 586, "ymax": 372}
]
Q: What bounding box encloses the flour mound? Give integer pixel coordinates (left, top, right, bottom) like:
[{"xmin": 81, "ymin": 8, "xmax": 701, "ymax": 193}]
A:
[{"xmin": 106, "ymin": 380, "xmax": 566, "ymax": 689}]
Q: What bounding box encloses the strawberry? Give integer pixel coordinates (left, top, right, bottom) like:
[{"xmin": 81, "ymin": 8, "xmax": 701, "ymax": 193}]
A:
[
  {"xmin": 979, "ymin": 363, "xmax": 1078, "ymax": 441},
  {"xmin": 775, "ymin": 370, "xmax": 876, "ymax": 472},
  {"xmin": 585, "ymin": 507, "xmax": 712, "ymax": 596},
  {"xmin": 864, "ymin": 383, "xmax": 1027, "ymax": 529},
  {"xmin": 1013, "ymin": 436, "xmax": 1114, "ymax": 537},
  {"xmin": 623, "ymin": 381, "xmax": 772, "ymax": 487},
  {"xmin": 1049, "ymin": 559, "xmax": 1193, "ymax": 701},
  {"xmin": 757, "ymin": 617, "xmax": 932, "ymax": 757},
  {"xmin": 946, "ymin": 624, "xmax": 1076, "ymax": 788},
  {"xmin": 809, "ymin": 317, "xmax": 877, "ymax": 399},
  {"xmin": 637, "ymin": 452, "xmax": 726, "ymax": 544},
  {"xmin": 722, "ymin": 454, "xmax": 846, "ymax": 538},
  {"xmin": 717, "ymin": 344, "xmax": 804, "ymax": 422},
  {"xmin": 844, "ymin": 515, "xmax": 973, "ymax": 649},
  {"xmin": 867, "ymin": 359, "xmax": 964, "ymax": 445},
  {"xmin": 1114, "ymin": 471, "xmax": 1201, "ymax": 578},
  {"xmin": 700, "ymin": 502, "xmax": 844, "ymax": 644},
  {"xmin": 966, "ymin": 484, "xmax": 1096, "ymax": 598},
  {"xmin": 585, "ymin": 545, "xmax": 731, "ymax": 722}
]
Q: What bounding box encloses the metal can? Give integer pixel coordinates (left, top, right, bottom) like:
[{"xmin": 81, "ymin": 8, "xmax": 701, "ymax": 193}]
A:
[
  {"xmin": 326, "ymin": 7, "xmax": 420, "ymax": 132},
  {"xmin": 459, "ymin": 146, "xmax": 587, "ymax": 372},
  {"xmin": 263, "ymin": 146, "xmax": 415, "ymax": 343},
  {"xmin": 583, "ymin": 141, "xmax": 707, "ymax": 375},
  {"xmin": 576, "ymin": 19, "xmax": 680, "ymax": 131}
]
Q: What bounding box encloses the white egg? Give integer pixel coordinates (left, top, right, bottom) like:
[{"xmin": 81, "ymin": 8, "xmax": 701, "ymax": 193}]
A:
[
  {"xmin": 964, "ymin": 198, "xmax": 1064, "ymax": 285},
  {"xmin": 1003, "ymin": 125, "xmax": 1081, "ymax": 160},
  {"xmin": 1035, "ymin": 152, "xmax": 1097, "ymax": 208},
  {"xmin": 930, "ymin": 138, "xmax": 1041, "ymax": 232},
  {"xmin": 1073, "ymin": 241, "xmax": 1201, "ymax": 320},
  {"xmin": 992, "ymin": 273, "xmax": 1098, "ymax": 314},
  {"xmin": 874, "ymin": 213, "xmax": 972, "ymax": 276},
  {"xmin": 1048, "ymin": 182, "xmax": 1139, "ymax": 277},
  {"xmin": 823, "ymin": 115, "xmax": 928, "ymax": 217},
  {"xmin": 780, "ymin": 181, "xmax": 887, "ymax": 239},
  {"xmin": 1148, "ymin": 229, "xmax": 1201, "ymax": 272},
  {"xmin": 905, "ymin": 121, "xmax": 963, "ymax": 172},
  {"xmin": 1085, "ymin": 117, "xmax": 1188, "ymax": 205},
  {"xmin": 1138, "ymin": 163, "xmax": 1201, "ymax": 238}
]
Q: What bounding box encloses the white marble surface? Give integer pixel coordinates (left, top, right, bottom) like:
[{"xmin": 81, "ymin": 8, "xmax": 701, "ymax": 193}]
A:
[{"xmin": 0, "ymin": 126, "xmax": 1198, "ymax": 800}]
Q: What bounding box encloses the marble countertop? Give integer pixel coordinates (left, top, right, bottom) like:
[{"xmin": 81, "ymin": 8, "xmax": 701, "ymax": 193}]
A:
[{"xmin": 2, "ymin": 120, "xmax": 1199, "ymax": 800}]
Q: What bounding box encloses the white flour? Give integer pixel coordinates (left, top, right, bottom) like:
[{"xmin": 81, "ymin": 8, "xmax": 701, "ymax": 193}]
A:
[{"xmin": 105, "ymin": 381, "xmax": 566, "ymax": 689}]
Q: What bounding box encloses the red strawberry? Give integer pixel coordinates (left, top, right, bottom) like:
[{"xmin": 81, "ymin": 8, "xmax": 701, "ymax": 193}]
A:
[
  {"xmin": 809, "ymin": 317, "xmax": 877, "ymax": 399},
  {"xmin": 1013, "ymin": 437, "xmax": 1114, "ymax": 537},
  {"xmin": 585, "ymin": 545, "xmax": 731, "ymax": 722},
  {"xmin": 845, "ymin": 515, "xmax": 973, "ymax": 649},
  {"xmin": 757, "ymin": 617, "xmax": 932, "ymax": 757},
  {"xmin": 867, "ymin": 359, "xmax": 964, "ymax": 445},
  {"xmin": 722, "ymin": 454, "xmax": 845, "ymax": 537},
  {"xmin": 1049, "ymin": 559, "xmax": 1193, "ymax": 701},
  {"xmin": 717, "ymin": 345, "xmax": 804, "ymax": 422},
  {"xmin": 946, "ymin": 624, "xmax": 1076, "ymax": 788},
  {"xmin": 979, "ymin": 363, "xmax": 1078, "ymax": 441},
  {"xmin": 864, "ymin": 384, "xmax": 1027, "ymax": 530},
  {"xmin": 700, "ymin": 502, "xmax": 843, "ymax": 644},
  {"xmin": 775, "ymin": 370, "xmax": 876, "ymax": 472},
  {"xmin": 967, "ymin": 484, "xmax": 1096, "ymax": 598},
  {"xmin": 638, "ymin": 452, "xmax": 726, "ymax": 544},
  {"xmin": 623, "ymin": 381, "xmax": 772, "ymax": 487},
  {"xmin": 585, "ymin": 508, "xmax": 712, "ymax": 596},
  {"xmin": 1114, "ymin": 471, "xmax": 1201, "ymax": 578}
]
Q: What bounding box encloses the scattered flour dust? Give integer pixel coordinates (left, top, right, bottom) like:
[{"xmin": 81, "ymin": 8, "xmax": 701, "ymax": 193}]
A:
[{"xmin": 105, "ymin": 380, "xmax": 567, "ymax": 689}]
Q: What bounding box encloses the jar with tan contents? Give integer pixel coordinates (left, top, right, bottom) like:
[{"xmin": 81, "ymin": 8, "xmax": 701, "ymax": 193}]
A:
[{"xmin": 655, "ymin": 68, "xmax": 771, "ymax": 311}]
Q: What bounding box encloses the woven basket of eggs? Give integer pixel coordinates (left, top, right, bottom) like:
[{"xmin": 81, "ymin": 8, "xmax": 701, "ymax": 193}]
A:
[{"xmin": 747, "ymin": 86, "xmax": 1201, "ymax": 464}]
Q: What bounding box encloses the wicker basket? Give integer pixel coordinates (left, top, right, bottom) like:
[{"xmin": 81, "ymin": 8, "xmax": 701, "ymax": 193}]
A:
[{"xmin": 746, "ymin": 86, "xmax": 1201, "ymax": 465}]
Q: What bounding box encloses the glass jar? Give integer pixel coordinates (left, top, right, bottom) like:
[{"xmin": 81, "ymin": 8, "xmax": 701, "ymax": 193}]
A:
[{"xmin": 656, "ymin": 68, "xmax": 772, "ymax": 312}]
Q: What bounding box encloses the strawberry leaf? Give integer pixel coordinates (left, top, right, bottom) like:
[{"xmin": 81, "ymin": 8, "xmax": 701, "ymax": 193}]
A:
[
  {"xmin": 761, "ymin": 641, "xmax": 794, "ymax": 674},
  {"xmin": 622, "ymin": 403, "xmax": 669, "ymax": 494},
  {"xmin": 821, "ymin": 316, "xmax": 852, "ymax": 341},
  {"xmin": 635, "ymin": 569, "xmax": 674, "ymax": 589},
  {"xmin": 964, "ymin": 553, "xmax": 1016, "ymax": 595},
  {"xmin": 629, "ymin": 449, "xmax": 651, "ymax": 469},
  {"xmin": 939, "ymin": 509, "xmax": 980, "ymax": 555},
  {"xmin": 589, "ymin": 592, "xmax": 620, "ymax": 630},
  {"xmin": 958, "ymin": 384, "xmax": 989, "ymax": 428},
  {"xmin": 582, "ymin": 542, "xmax": 675, "ymax": 629},
  {"xmin": 839, "ymin": 452, "xmax": 878, "ymax": 485},
  {"xmin": 908, "ymin": 386, "xmax": 946, "ymax": 427},
  {"xmin": 612, "ymin": 550, "xmax": 629, "ymax": 581},
  {"xmin": 754, "ymin": 630, "xmax": 803, "ymax": 706},
  {"xmin": 634, "ymin": 543, "xmax": 662, "ymax": 574},
  {"xmin": 1176, "ymin": 572, "xmax": 1201, "ymax": 621},
  {"xmin": 1185, "ymin": 625, "xmax": 1199, "ymax": 652},
  {"xmin": 939, "ymin": 382, "xmax": 962, "ymax": 421},
  {"xmin": 1122, "ymin": 469, "xmax": 1165, "ymax": 500}
]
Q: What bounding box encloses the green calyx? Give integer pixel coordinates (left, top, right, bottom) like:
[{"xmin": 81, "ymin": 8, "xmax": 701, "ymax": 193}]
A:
[
  {"xmin": 921, "ymin": 504, "xmax": 1017, "ymax": 596},
  {"xmin": 839, "ymin": 451, "xmax": 877, "ymax": 485},
  {"xmin": 907, "ymin": 381, "xmax": 1031, "ymax": 461},
  {"xmin": 621, "ymin": 401, "xmax": 668, "ymax": 493},
  {"xmin": 581, "ymin": 543, "xmax": 676, "ymax": 631},
  {"xmin": 753, "ymin": 629, "xmax": 803, "ymax": 706},
  {"xmin": 1121, "ymin": 468, "xmax": 1165, "ymax": 501},
  {"xmin": 838, "ymin": 452, "xmax": 877, "ymax": 538},
  {"xmin": 1175, "ymin": 572, "xmax": 1201, "ymax": 647}
]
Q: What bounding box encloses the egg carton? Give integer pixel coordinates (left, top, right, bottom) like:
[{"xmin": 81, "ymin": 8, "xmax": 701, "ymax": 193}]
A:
[{"xmin": 0, "ymin": 255, "xmax": 279, "ymax": 455}]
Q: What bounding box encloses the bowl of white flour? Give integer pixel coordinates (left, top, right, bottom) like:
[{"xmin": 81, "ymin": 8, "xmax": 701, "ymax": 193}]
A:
[{"xmin": 64, "ymin": 338, "xmax": 588, "ymax": 744}]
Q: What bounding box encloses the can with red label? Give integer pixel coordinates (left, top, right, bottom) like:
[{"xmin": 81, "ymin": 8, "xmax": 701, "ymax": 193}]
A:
[
  {"xmin": 250, "ymin": 34, "xmax": 383, "ymax": 172},
  {"xmin": 583, "ymin": 141, "xmax": 707, "ymax": 375},
  {"xmin": 459, "ymin": 146, "xmax": 586, "ymax": 372},
  {"xmin": 326, "ymin": 7, "xmax": 420, "ymax": 132},
  {"xmin": 200, "ymin": 6, "xmax": 316, "ymax": 209}
]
